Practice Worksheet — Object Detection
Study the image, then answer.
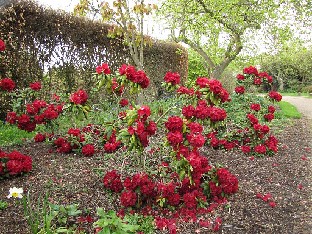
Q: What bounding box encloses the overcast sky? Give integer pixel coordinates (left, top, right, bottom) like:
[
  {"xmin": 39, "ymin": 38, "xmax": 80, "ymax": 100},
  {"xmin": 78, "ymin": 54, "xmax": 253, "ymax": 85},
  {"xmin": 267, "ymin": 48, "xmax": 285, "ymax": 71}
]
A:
[{"xmin": 35, "ymin": 0, "xmax": 169, "ymax": 40}]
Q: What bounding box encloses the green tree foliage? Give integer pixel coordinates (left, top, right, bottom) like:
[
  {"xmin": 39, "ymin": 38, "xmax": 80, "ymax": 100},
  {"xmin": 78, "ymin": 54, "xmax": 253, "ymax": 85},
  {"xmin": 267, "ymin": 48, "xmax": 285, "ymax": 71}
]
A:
[
  {"xmin": 159, "ymin": 0, "xmax": 312, "ymax": 79},
  {"xmin": 260, "ymin": 43, "xmax": 312, "ymax": 92}
]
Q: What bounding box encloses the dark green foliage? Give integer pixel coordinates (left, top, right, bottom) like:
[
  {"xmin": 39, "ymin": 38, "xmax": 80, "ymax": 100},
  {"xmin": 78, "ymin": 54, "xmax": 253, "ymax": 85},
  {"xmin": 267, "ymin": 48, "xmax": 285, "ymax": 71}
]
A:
[{"xmin": 260, "ymin": 47, "xmax": 312, "ymax": 93}]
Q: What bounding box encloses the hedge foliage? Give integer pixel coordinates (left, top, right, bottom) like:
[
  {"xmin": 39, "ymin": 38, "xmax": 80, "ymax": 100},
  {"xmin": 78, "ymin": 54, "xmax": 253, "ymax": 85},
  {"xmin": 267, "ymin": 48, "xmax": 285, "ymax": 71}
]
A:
[{"xmin": 0, "ymin": 0, "xmax": 188, "ymax": 118}]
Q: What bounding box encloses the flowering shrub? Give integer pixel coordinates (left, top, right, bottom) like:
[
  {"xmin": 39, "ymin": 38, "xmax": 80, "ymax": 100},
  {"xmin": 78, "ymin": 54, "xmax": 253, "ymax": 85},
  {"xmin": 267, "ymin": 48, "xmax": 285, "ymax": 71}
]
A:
[
  {"xmin": 1, "ymin": 41, "xmax": 284, "ymax": 233},
  {"xmin": 0, "ymin": 149, "xmax": 32, "ymax": 179}
]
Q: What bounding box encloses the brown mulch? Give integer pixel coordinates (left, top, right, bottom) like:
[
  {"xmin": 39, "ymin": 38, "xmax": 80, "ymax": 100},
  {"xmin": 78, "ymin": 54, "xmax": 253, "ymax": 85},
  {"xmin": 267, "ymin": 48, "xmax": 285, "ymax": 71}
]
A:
[{"xmin": 0, "ymin": 118, "xmax": 311, "ymax": 234}]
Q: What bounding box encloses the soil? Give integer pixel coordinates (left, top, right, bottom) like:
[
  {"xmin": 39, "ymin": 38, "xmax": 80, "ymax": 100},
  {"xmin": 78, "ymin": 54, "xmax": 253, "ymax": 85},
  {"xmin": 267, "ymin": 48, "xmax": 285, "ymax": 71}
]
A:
[{"xmin": 0, "ymin": 117, "xmax": 311, "ymax": 234}]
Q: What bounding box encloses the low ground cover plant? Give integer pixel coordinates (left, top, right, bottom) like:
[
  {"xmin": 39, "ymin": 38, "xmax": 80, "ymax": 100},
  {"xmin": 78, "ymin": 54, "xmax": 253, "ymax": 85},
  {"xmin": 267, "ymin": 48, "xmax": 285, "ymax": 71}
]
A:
[{"xmin": 0, "ymin": 37, "xmax": 284, "ymax": 233}]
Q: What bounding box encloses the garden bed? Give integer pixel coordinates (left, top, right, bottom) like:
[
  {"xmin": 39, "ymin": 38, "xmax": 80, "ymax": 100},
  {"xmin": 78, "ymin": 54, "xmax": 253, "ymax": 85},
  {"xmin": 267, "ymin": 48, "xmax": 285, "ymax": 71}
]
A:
[{"xmin": 0, "ymin": 117, "xmax": 311, "ymax": 234}]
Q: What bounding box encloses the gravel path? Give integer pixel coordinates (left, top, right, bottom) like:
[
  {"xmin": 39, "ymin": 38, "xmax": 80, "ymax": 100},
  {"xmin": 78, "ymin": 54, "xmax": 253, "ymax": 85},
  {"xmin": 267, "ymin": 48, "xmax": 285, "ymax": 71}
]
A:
[{"xmin": 282, "ymin": 96, "xmax": 312, "ymax": 119}]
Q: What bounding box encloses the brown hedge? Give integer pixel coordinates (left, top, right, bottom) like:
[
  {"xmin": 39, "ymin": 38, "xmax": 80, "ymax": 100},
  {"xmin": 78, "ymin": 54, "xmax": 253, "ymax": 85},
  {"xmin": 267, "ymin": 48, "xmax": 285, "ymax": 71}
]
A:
[
  {"xmin": 0, "ymin": 0, "xmax": 188, "ymax": 118},
  {"xmin": 0, "ymin": 0, "xmax": 187, "ymax": 91}
]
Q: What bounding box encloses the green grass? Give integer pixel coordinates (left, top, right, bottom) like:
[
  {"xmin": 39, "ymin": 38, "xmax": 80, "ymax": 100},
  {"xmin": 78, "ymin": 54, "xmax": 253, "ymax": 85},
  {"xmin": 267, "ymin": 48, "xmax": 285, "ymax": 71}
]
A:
[
  {"xmin": 277, "ymin": 101, "xmax": 302, "ymax": 119},
  {"xmin": 280, "ymin": 92, "xmax": 311, "ymax": 98},
  {"xmin": 0, "ymin": 122, "xmax": 36, "ymax": 146}
]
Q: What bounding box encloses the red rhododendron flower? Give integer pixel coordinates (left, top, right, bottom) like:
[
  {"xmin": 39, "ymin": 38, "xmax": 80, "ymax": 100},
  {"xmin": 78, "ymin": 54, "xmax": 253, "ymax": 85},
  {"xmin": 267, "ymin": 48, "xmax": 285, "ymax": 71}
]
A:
[
  {"xmin": 165, "ymin": 116, "xmax": 183, "ymax": 131},
  {"xmin": 209, "ymin": 107, "xmax": 227, "ymax": 122},
  {"xmin": 120, "ymin": 190, "xmax": 137, "ymax": 207},
  {"xmin": 261, "ymin": 125, "xmax": 270, "ymax": 134},
  {"xmin": 183, "ymin": 192, "xmax": 197, "ymax": 209},
  {"xmin": 250, "ymin": 103, "xmax": 261, "ymax": 111},
  {"xmin": 268, "ymin": 105, "xmax": 276, "ymax": 113},
  {"xmin": 259, "ymin": 72, "xmax": 273, "ymax": 83},
  {"xmin": 58, "ymin": 142, "xmax": 72, "ymax": 153},
  {"xmin": 254, "ymin": 144, "xmax": 266, "ymax": 154},
  {"xmin": 187, "ymin": 133, "xmax": 205, "ymax": 148},
  {"xmin": 269, "ymin": 201, "xmax": 276, "ymax": 208},
  {"xmin": 253, "ymin": 78, "xmax": 262, "ymax": 85},
  {"xmin": 264, "ymin": 113, "xmax": 274, "ymax": 122},
  {"xmin": 137, "ymin": 105, "xmax": 151, "ymax": 120},
  {"xmin": 182, "ymin": 105, "xmax": 195, "ymax": 119},
  {"xmin": 0, "ymin": 78, "xmax": 15, "ymax": 92},
  {"xmin": 247, "ymin": 113, "xmax": 258, "ymax": 125},
  {"xmin": 29, "ymin": 81, "xmax": 41, "ymax": 91},
  {"xmin": 234, "ymin": 86, "xmax": 245, "ymax": 94},
  {"xmin": 82, "ymin": 144, "xmax": 95, "ymax": 157},
  {"xmin": 146, "ymin": 121, "xmax": 157, "ymax": 135},
  {"xmin": 195, "ymin": 104, "xmax": 210, "ymax": 119},
  {"xmin": 119, "ymin": 98, "xmax": 129, "ymax": 107},
  {"xmin": 209, "ymin": 181, "xmax": 222, "ymax": 197},
  {"xmin": 241, "ymin": 145, "xmax": 251, "ymax": 153},
  {"xmin": 6, "ymin": 112, "xmax": 17, "ymax": 124},
  {"xmin": 177, "ymin": 86, "xmax": 194, "ymax": 95},
  {"xmin": 167, "ymin": 193, "xmax": 181, "ymax": 206},
  {"xmin": 164, "ymin": 72, "xmax": 181, "ymax": 85},
  {"xmin": 96, "ymin": 63, "xmax": 111, "ymax": 74},
  {"xmin": 243, "ymin": 66, "xmax": 258, "ymax": 76},
  {"xmin": 167, "ymin": 132, "xmax": 183, "ymax": 146},
  {"xmin": 236, "ymin": 74, "xmax": 245, "ymax": 80},
  {"xmin": 34, "ymin": 133, "xmax": 46, "ymax": 142},
  {"xmin": 68, "ymin": 128, "xmax": 81, "ymax": 136},
  {"xmin": 42, "ymin": 107, "xmax": 59, "ymax": 120},
  {"xmin": 217, "ymin": 168, "xmax": 239, "ymax": 194},
  {"xmin": 17, "ymin": 114, "xmax": 30, "ymax": 125},
  {"xmin": 0, "ymin": 39, "xmax": 5, "ymax": 51},
  {"xmin": 212, "ymin": 217, "xmax": 222, "ymax": 231},
  {"xmin": 70, "ymin": 89, "xmax": 88, "ymax": 105},
  {"xmin": 196, "ymin": 77, "xmax": 210, "ymax": 88},
  {"xmin": 104, "ymin": 142, "xmax": 120, "ymax": 153},
  {"xmin": 187, "ymin": 122, "xmax": 203, "ymax": 133},
  {"xmin": 6, "ymin": 160, "xmax": 24, "ymax": 175},
  {"xmin": 269, "ymin": 91, "xmax": 282, "ymax": 102},
  {"xmin": 103, "ymin": 170, "xmax": 123, "ymax": 193}
]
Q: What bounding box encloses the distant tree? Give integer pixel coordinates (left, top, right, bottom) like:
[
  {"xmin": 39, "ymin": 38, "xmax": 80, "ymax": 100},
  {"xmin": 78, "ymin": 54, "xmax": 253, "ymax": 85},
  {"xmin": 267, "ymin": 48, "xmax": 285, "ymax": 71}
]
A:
[
  {"xmin": 260, "ymin": 41, "xmax": 312, "ymax": 92},
  {"xmin": 159, "ymin": 0, "xmax": 312, "ymax": 79},
  {"xmin": 74, "ymin": 0, "xmax": 157, "ymax": 70}
]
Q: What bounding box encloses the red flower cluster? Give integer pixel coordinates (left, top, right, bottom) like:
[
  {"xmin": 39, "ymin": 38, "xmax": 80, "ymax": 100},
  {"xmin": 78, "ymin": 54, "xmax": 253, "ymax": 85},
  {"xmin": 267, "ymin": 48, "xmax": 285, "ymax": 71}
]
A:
[
  {"xmin": 103, "ymin": 170, "xmax": 123, "ymax": 193},
  {"xmin": 103, "ymin": 130, "xmax": 121, "ymax": 153},
  {"xmin": 96, "ymin": 63, "xmax": 111, "ymax": 75},
  {"xmin": 269, "ymin": 91, "xmax": 282, "ymax": 102},
  {"xmin": 119, "ymin": 98, "xmax": 129, "ymax": 107},
  {"xmin": 164, "ymin": 72, "xmax": 181, "ymax": 85},
  {"xmin": 234, "ymin": 86, "xmax": 245, "ymax": 94},
  {"xmin": 29, "ymin": 81, "xmax": 41, "ymax": 91},
  {"xmin": 7, "ymin": 100, "xmax": 63, "ymax": 132},
  {"xmin": 119, "ymin": 64, "xmax": 150, "ymax": 89},
  {"xmin": 34, "ymin": 133, "xmax": 46, "ymax": 142},
  {"xmin": 235, "ymin": 66, "xmax": 275, "ymax": 97},
  {"xmin": 124, "ymin": 105, "xmax": 157, "ymax": 148},
  {"xmin": 70, "ymin": 89, "xmax": 88, "ymax": 105},
  {"xmin": 243, "ymin": 66, "xmax": 259, "ymax": 76},
  {"xmin": 0, "ymin": 150, "xmax": 32, "ymax": 177},
  {"xmin": 0, "ymin": 38, "xmax": 5, "ymax": 51},
  {"xmin": 250, "ymin": 103, "xmax": 261, "ymax": 111},
  {"xmin": 0, "ymin": 78, "xmax": 15, "ymax": 92},
  {"xmin": 82, "ymin": 144, "xmax": 95, "ymax": 157}
]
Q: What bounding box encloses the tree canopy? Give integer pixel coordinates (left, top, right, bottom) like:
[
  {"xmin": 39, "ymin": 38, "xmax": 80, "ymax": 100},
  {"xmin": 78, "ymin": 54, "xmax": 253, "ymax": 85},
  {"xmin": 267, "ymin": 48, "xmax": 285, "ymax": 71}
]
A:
[{"xmin": 159, "ymin": 0, "xmax": 312, "ymax": 79}]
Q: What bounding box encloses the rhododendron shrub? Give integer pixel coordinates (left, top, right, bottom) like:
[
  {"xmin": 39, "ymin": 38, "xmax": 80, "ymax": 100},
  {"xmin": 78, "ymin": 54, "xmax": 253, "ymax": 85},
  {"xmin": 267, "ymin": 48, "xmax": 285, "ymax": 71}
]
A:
[
  {"xmin": 218, "ymin": 65, "xmax": 282, "ymax": 156},
  {"xmin": 0, "ymin": 149, "xmax": 32, "ymax": 179},
  {"xmin": 6, "ymin": 99, "xmax": 63, "ymax": 132}
]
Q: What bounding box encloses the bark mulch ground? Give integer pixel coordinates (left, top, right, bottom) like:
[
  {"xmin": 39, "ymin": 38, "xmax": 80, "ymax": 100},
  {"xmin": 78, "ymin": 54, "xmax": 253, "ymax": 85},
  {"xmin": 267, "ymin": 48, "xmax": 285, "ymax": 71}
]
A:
[{"xmin": 0, "ymin": 117, "xmax": 311, "ymax": 234}]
